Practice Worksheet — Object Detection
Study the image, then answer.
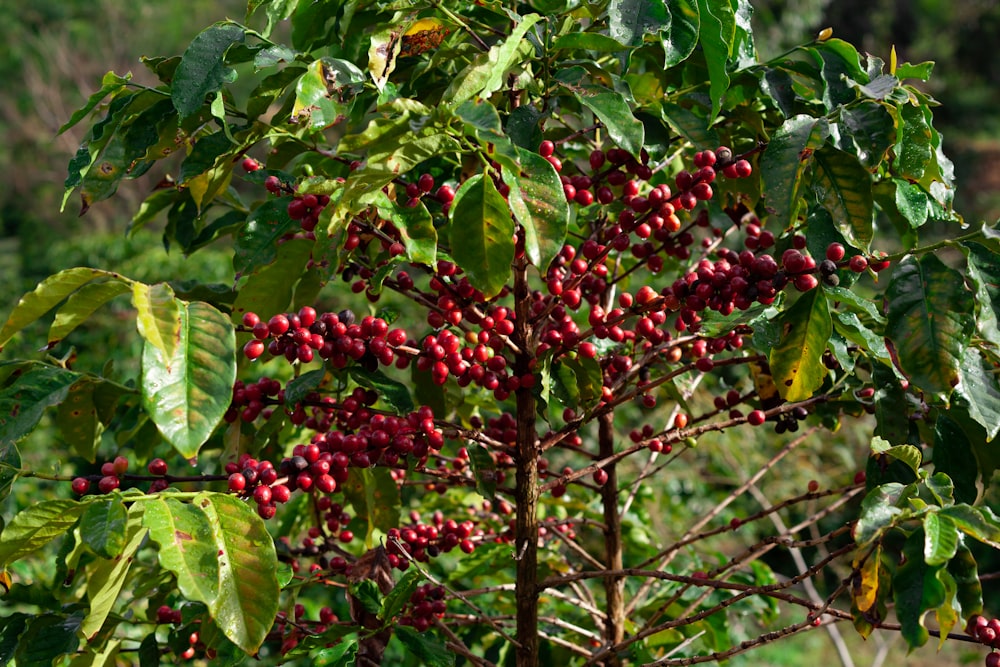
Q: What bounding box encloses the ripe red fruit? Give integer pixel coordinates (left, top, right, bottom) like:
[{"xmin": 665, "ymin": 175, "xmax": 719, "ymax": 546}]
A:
[
  {"xmin": 674, "ymin": 413, "xmax": 689, "ymax": 429},
  {"xmin": 264, "ymin": 175, "xmax": 282, "ymax": 194},
  {"xmin": 986, "ymin": 652, "xmax": 1000, "ymax": 667},
  {"xmin": 71, "ymin": 477, "xmax": 90, "ymax": 495},
  {"xmin": 825, "ymin": 243, "xmax": 846, "ymax": 262},
  {"xmin": 243, "ymin": 339, "xmax": 265, "ymax": 360},
  {"xmin": 271, "ymin": 484, "xmax": 291, "ymax": 503},
  {"xmin": 733, "ymin": 159, "xmax": 752, "ymax": 177},
  {"xmin": 268, "ymin": 314, "xmax": 290, "ymax": 336},
  {"xmin": 793, "ymin": 274, "xmax": 819, "ymax": 292},
  {"xmin": 538, "ymin": 140, "xmax": 555, "ymax": 158},
  {"xmin": 241, "ymin": 157, "xmax": 260, "ymax": 172},
  {"xmin": 747, "ymin": 410, "xmax": 766, "ymax": 426},
  {"xmin": 848, "ymin": 255, "xmax": 868, "ymax": 272},
  {"xmin": 242, "ymin": 311, "xmax": 260, "ymax": 328},
  {"xmin": 148, "ymin": 458, "xmax": 168, "ymax": 476},
  {"xmin": 418, "ymin": 173, "xmax": 435, "ymax": 193},
  {"xmin": 339, "ymin": 530, "xmax": 354, "ymax": 543},
  {"xmin": 593, "ymin": 469, "xmax": 609, "ymax": 486},
  {"xmin": 112, "ymin": 456, "xmax": 129, "ymax": 475},
  {"xmin": 98, "ymin": 475, "xmax": 120, "ymax": 493},
  {"xmin": 228, "ymin": 473, "xmax": 247, "ymax": 492},
  {"xmin": 253, "ymin": 485, "xmax": 272, "ymax": 505},
  {"xmin": 436, "ymin": 184, "xmax": 455, "ymax": 203},
  {"xmin": 807, "ymin": 480, "xmax": 820, "ymax": 493}
]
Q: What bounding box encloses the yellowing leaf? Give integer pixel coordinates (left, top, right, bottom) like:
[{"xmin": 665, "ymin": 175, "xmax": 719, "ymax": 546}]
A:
[{"xmin": 853, "ymin": 548, "xmax": 880, "ymax": 612}]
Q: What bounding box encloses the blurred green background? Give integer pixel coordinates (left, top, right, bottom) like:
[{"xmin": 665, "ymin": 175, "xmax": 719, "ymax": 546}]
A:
[{"xmin": 0, "ymin": 2, "xmax": 997, "ymax": 665}]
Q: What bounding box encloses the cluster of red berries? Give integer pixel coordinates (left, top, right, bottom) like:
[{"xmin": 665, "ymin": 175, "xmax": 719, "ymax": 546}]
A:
[
  {"xmin": 967, "ymin": 615, "xmax": 1000, "ymax": 666},
  {"xmin": 239, "ymin": 306, "xmax": 407, "ymax": 369},
  {"xmin": 71, "ymin": 455, "xmax": 129, "ymax": 495},
  {"xmin": 154, "ymin": 606, "xmax": 209, "ymax": 660},
  {"xmin": 387, "ymin": 513, "xmax": 479, "ymax": 565},
  {"xmin": 398, "ymin": 584, "xmax": 447, "ymax": 632}
]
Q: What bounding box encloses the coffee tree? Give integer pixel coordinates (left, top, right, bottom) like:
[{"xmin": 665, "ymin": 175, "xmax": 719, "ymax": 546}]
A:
[{"xmin": 1, "ymin": 0, "xmax": 999, "ymax": 665}]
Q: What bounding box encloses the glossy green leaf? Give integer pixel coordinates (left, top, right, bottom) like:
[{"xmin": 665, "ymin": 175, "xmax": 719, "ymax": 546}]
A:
[
  {"xmin": 853, "ymin": 483, "xmax": 904, "ymax": 546},
  {"xmin": 662, "ymin": 0, "xmax": 700, "ymax": 67},
  {"xmin": 446, "ymin": 14, "xmax": 542, "ymax": 106},
  {"xmin": 144, "ymin": 494, "xmax": 279, "ymax": 653},
  {"xmin": 813, "ymin": 40, "xmax": 863, "ymax": 110},
  {"xmin": 871, "ymin": 363, "xmax": 908, "ymax": 444},
  {"xmin": 394, "ymin": 627, "xmax": 455, "ymax": 667},
  {"xmin": 0, "ymin": 363, "xmax": 79, "ymax": 445},
  {"xmin": 0, "ymin": 268, "xmax": 124, "ymax": 350},
  {"xmin": 893, "ymin": 179, "xmax": 929, "ymax": 228},
  {"xmin": 768, "ymin": 289, "xmax": 831, "ymax": 401},
  {"xmin": 374, "ymin": 192, "xmax": 437, "ymax": 266},
  {"xmin": 173, "ymin": 22, "xmax": 246, "ymax": 118},
  {"xmin": 13, "ymin": 614, "xmax": 82, "ymax": 666},
  {"xmin": 283, "ymin": 369, "xmax": 326, "ymax": 407},
  {"xmin": 551, "ymin": 356, "xmax": 603, "ymax": 412},
  {"xmin": 840, "ymin": 101, "xmax": 895, "ymax": 168},
  {"xmin": 885, "ymin": 255, "xmax": 974, "ymax": 402},
  {"xmin": 468, "ymin": 444, "xmax": 497, "ymax": 500},
  {"xmin": 923, "ymin": 512, "xmax": 959, "ymax": 566},
  {"xmin": 964, "ymin": 241, "xmax": 1000, "ymax": 339},
  {"xmin": 893, "ymin": 103, "xmax": 933, "ymax": 181},
  {"xmin": 0, "ymin": 613, "xmax": 30, "ymax": 665},
  {"xmin": 141, "ymin": 301, "xmax": 236, "ymax": 459},
  {"xmin": 132, "ymin": 282, "xmax": 182, "ymax": 362},
  {"xmin": 448, "ymin": 173, "xmax": 513, "ymax": 299},
  {"xmin": 695, "ymin": 0, "xmax": 734, "ymax": 120},
  {"xmin": 947, "ymin": 543, "xmax": 983, "ymax": 618},
  {"xmin": 293, "ymin": 58, "xmax": 364, "ymax": 130},
  {"xmin": 48, "ymin": 279, "xmax": 132, "ymax": 348},
  {"xmin": 811, "ymin": 146, "xmax": 873, "ymax": 251},
  {"xmin": 609, "ymin": 0, "xmax": 670, "ymax": 47},
  {"xmin": 893, "ymin": 529, "xmax": 945, "ymax": 648},
  {"xmin": 234, "ymin": 196, "xmax": 299, "ymax": 278},
  {"xmin": 58, "ymin": 72, "xmax": 132, "ymax": 135},
  {"xmin": 662, "ymin": 103, "xmax": 719, "ymax": 149},
  {"xmin": 574, "ymin": 88, "xmax": 645, "ymax": 158},
  {"xmin": 81, "ymin": 504, "xmax": 146, "ymax": 640},
  {"xmin": 0, "ymin": 442, "xmax": 20, "ymax": 505},
  {"xmin": 232, "ymin": 238, "xmax": 312, "ymax": 324},
  {"xmin": 940, "ymin": 505, "xmax": 1000, "ymax": 549},
  {"xmin": 933, "ymin": 412, "xmax": 979, "ymax": 504},
  {"xmin": 79, "ymin": 494, "xmax": 128, "ymax": 560},
  {"xmin": 760, "ymin": 115, "xmax": 829, "ymax": 229},
  {"xmin": 498, "ymin": 145, "xmax": 570, "ymax": 272},
  {"xmin": 379, "ymin": 568, "xmax": 423, "ymax": 623},
  {"xmin": 0, "ymin": 499, "xmax": 86, "ymax": 567},
  {"xmin": 924, "ymin": 472, "xmax": 955, "ymax": 506},
  {"xmin": 551, "ymin": 33, "xmax": 628, "ymax": 53},
  {"xmin": 313, "ymin": 636, "xmax": 359, "ymax": 666},
  {"xmin": 341, "ymin": 467, "xmax": 400, "ymax": 546},
  {"xmin": 956, "ymin": 348, "xmax": 1000, "ymax": 443},
  {"xmin": 348, "ymin": 367, "xmax": 414, "ymax": 415}
]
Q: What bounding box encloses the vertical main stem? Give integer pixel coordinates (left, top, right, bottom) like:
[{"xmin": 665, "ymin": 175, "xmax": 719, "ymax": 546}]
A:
[
  {"xmin": 512, "ymin": 257, "xmax": 539, "ymax": 667},
  {"xmin": 599, "ymin": 411, "xmax": 625, "ymax": 664}
]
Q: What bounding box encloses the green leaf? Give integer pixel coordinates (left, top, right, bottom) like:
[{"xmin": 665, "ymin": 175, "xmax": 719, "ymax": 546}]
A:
[
  {"xmin": 81, "ymin": 503, "xmax": 146, "ymax": 640},
  {"xmin": 448, "ymin": 173, "xmax": 514, "ymax": 299},
  {"xmin": 760, "ymin": 115, "xmax": 829, "ymax": 229},
  {"xmin": 885, "ymin": 255, "xmax": 974, "ymax": 402},
  {"xmin": 59, "ymin": 72, "xmax": 132, "ymax": 135},
  {"xmin": 132, "ymin": 283, "xmax": 182, "ymax": 361},
  {"xmin": 662, "ymin": 0, "xmax": 700, "ymax": 67},
  {"xmin": 947, "ymin": 543, "xmax": 982, "ymax": 618},
  {"xmin": 144, "ymin": 494, "xmax": 279, "ymax": 654},
  {"xmin": 893, "ymin": 529, "xmax": 946, "ymax": 648},
  {"xmin": 956, "ymin": 348, "xmax": 1000, "ymax": 442},
  {"xmin": 853, "ymin": 483, "xmax": 904, "ymax": 546},
  {"xmin": 173, "ymin": 22, "xmax": 246, "ymax": 119},
  {"xmin": 923, "ymin": 512, "xmax": 959, "ymax": 566},
  {"xmin": 768, "ymin": 289, "xmax": 831, "ymax": 401},
  {"xmin": 893, "ymin": 103, "xmax": 934, "ymax": 182},
  {"xmin": 445, "ymin": 14, "xmax": 542, "ymax": 106},
  {"xmin": 468, "ymin": 444, "xmax": 497, "ymax": 500},
  {"xmin": 80, "ymin": 495, "xmax": 128, "ymax": 559},
  {"xmin": 394, "ymin": 627, "xmax": 455, "ymax": 667},
  {"xmin": 0, "ymin": 499, "xmax": 86, "ymax": 567},
  {"xmin": 379, "ymin": 568, "xmax": 423, "ymax": 623},
  {"xmin": 373, "ymin": 192, "xmax": 437, "ymax": 266},
  {"xmin": 497, "ymin": 145, "xmax": 570, "ymax": 272},
  {"xmin": 234, "ymin": 197, "xmax": 299, "ymax": 278},
  {"xmin": 284, "ymin": 369, "xmax": 326, "ymax": 407},
  {"xmin": 573, "ymin": 88, "xmax": 645, "ymax": 158},
  {"xmin": 811, "ymin": 146, "xmax": 874, "ymax": 251},
  {"xmin": 551, "ymin": 33, "xmax": 628, "ymax": 53},
  {"xmin": 964, "ymin": 241, "xmax": 1000, "ymax": 340},
  {"xmin": 840, "ymin": 101, "xmax": 896, "ymax": 168},
  {"xmin": 609, "ymin": 0, "xmax": 670, "ymax": 47},
  {"xmin": 933, "ymin": 412, "xmax": 979, "ymax": 504},
  {"xmin": 813, "ymin": 40, "xmax": 863, "ymax": 110},
  {"xmin": 348, "ymin": 367, "xmax": 414, "ymax": 415},
  {"xmin": 695, "ymin": 0, "xmax": 734, "ymax": 120},
  {"xmin": 48, "ymin": 279, "xmax": 132, "ymax": 348},
  {"xmin": 341, "ymin": 468, "xmax": 401, "ymax": 546},
  {"xmin": 313, "ymin": 636, "xmax": 359, "ymax": 666},
  {"xmin": 872, "ymin": 363, "xmax": 909, "ymax": 445},
  {"xmin": 551, "ymin": 356, "xmax": 603, "ymax": 411},
  {"xmin": 0, "ymin": 363, "xmax": 80, "ymax": 445},
  {"xmin": 893, "ymin": 179, "xmax": 929, "ymax": 228},
  {"xmin": 13, "ymin": 614, "xmax": 82, "ymax": 666},
  {"xmin": 232, "ymin": 238, "xmax": 312, "ymax": 324},
  {"xmin": 939, "ymin": 505, "xmax": 1000, "ymax": 549},
  {"xmin": 293, "ymin": 58, "xmax": 365, "ymax": 130},
  {"xmin": 0, "ymin": 613, "xmax": 30, "ymax": 665},
  {"xmin": 0, "ymin": 268, "xmax": 126, "ymax": 350},
  {"xmin": 0, "ymin": 442, "xmax": 21, "ymax": 505},
  {"xmin": 662, "ymin": 103, "xmax": 719, "ymax": 148},
  {"xmin": 141, "ymin": 301, "xmax": 236, "ymax": 460}
]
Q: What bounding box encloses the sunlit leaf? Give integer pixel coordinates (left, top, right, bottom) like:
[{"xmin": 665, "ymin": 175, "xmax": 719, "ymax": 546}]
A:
[
  {"xmin": 0, "ymin": 499, "xmax": 86, "ymax": 567},
  {"xmin": 448, "ymin": 173, "xmax": 513, "ymax": 299},
  {"xmin": 760, "ymin": 115, "xmax": 829, "ymax": 229},
  {"xmin": 768, "ymin": 289, "xmax": 831, "ymax": 401},
  {"xmin": 811, "ymin": 146, "xmax": 874, "ymax": 251}
]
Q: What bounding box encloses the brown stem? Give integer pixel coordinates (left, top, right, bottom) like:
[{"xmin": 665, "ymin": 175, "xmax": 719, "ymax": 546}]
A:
[
  {"xmin": 513, "ymin": 255, "xmax": 540, "ymax": 667},
  {"xmin": 598, "ymin": 412, "xmax": 625, "ymax": 665}
]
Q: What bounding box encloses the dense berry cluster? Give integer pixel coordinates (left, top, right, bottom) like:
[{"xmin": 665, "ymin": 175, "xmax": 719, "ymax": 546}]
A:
[
  {"xmin": 398, "ymin": 584, "xmax": 447, "ymax": 632},
  {"xmin": 967, "ymin": 615, "xmax": 1000, "ymax": 666}
]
